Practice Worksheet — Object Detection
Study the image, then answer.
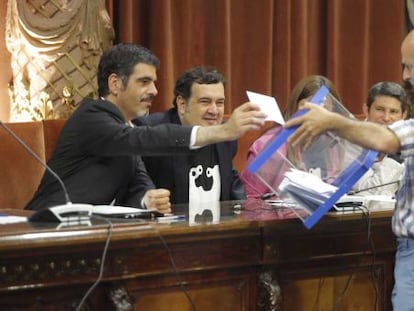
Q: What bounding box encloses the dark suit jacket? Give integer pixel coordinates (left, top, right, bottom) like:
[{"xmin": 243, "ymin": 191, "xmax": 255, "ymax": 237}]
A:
[
  {"xmin": 134, "ymin": 108, "xmax": 246, "ymax": 204},
  {"xmin": 26, "ymin": 98, "xmax": 194, "ymax": 211}
]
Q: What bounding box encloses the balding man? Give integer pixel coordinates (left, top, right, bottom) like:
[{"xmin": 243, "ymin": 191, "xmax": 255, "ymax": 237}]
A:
[
  {"xmin": 284, "ymin": 99, "xmax": 414, "ymax": 311},
  {"xmin": 401, "ymin": 29, "xmax": 414, "ymax": 117}
]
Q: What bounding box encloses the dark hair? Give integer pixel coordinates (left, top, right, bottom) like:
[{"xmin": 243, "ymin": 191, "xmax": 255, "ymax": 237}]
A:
[
  {"xmin": 281, "ymin": 75, "xmax": 341, "ymax": 165},
  {"xmin": 366, "ymin": 81, "xmax": 409, "ymax": 113},
  {"xmin": 97, "ymin": 43, "xmax": 160, "ymax": 97},
  {"xmin": 283, "ymin": 75, "xmax": 341, "ymax": 119},
  {"xmin": 173, "ymin": 66, "xmax": 226, "ymax": 107}
]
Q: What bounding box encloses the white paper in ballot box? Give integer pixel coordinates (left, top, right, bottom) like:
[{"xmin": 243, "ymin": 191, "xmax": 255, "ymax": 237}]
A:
[{"xmin": 246, "ymin": 86, "xmax": 378, "ymax": 229}]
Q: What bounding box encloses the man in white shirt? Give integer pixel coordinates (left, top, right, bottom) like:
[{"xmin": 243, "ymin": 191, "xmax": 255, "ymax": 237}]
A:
[{"xmin": 352, "ymin": 81, "xmax": 408, "ymax": 195}]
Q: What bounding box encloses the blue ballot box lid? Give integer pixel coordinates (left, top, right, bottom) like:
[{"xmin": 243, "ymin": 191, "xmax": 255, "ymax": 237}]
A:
[{"xmin": 247, "ymin": 86, "xmax": 378, "ymax": 229}]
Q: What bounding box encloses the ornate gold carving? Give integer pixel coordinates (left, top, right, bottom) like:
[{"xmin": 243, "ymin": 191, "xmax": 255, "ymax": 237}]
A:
[
  {"xmin": 53, "ymin": 85, "xmax": 77, "ymax": 119},
  {"xmin": 38, "ymin": 91, "xmax": 54, "ymax": 119},
  {"xmin": 0, "ymin": 256, "xmax": 101, "ymax": 285},
  {"xmin": 257, "ymin": 270, "xmax": 283, "ymax": 311},
  {"xmin": 108, "ymin": 285, "xmax": 134, "ymax": 311},
  {"xmin": 6, "ymin": 0, "xmax": 114, "ymax": 121}
]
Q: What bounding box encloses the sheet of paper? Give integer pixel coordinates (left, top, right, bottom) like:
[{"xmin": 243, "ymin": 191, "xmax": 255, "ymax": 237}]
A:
[
  {"xmin": 246, "ymin": 90, "xmax": 285, "ymax": 124},
  {"xmin": 90, "ymin": 205, "xmax": 150, "ymax": 215},
  {"xmin": 0, "ymin": 214, "xmax": 27, "ymax": 224},
  {"xmin": 283, "ymin": 169, "xmax": 338, "ymax": 194}
]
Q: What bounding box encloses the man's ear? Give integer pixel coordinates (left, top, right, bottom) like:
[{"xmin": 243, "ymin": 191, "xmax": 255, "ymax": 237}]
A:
[
  {"xmin": 108, "ymin": 73, "xmax": 120, "ymax": 96},
  {"xmin": 362, "ymin": 103, "xmax": 369, "ymax": 118},
  {"xmin": 176, "ymin": 96, "xmax": 186, "ymax": 115}
]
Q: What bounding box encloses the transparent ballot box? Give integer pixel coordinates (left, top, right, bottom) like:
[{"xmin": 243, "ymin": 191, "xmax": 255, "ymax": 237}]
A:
[{"xmin": 247, "ymin": 86, "xmax": 378, "ymax": 229}]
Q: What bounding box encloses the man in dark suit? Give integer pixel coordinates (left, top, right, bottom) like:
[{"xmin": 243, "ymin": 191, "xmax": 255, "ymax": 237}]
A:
[
  {"xmin": 25, "ymin": 45, "xmax": 266, "ymax": 213},
  {"xmin": 134, "ymin": 67, "xmax": 245, "ymax": 204}
]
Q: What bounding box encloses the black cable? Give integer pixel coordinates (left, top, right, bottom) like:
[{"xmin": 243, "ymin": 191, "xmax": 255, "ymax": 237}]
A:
[
  {"xmin": 156, "ymin": 231, "xmax": 197, "ymax": 311},
  {"xmin": 329, "ymin": 206, "xmax": 367, "ymax": 311},
  {"xmin": 311, "ymin": 277, "xmax": 326, "ymax": 311},
  {"xmin": 75, "ymin": 216, "xmax": 113, "ymax": 311},
  {"xmin": 74, "ymin": 216, "xmax": 196, "ymax": 310},
  {"xmin": 358, "ymin": 204, "xmax": 379, "ymax": 311},
  {"xmin": 348, "ymin": 180, "xmax": 400, "ymax": 195},
  {"xmin": 144, "ymin": 222, "xmax": 197, "ymax": 311},
  {"xmin": 329, "ymin": 204, "xmax": 378, "ymax": 311},
  {"xmin": 256, "ymin": 197, "xmax": 380, "ymax": 310}
]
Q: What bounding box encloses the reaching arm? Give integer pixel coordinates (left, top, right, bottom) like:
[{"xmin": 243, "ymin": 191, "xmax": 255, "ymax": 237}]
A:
[
  {"xmin": 284, "ymin": 102, "xmax": 401, "ymax": 155},
  {"xmin": 194, "ymin": 102, "xmax": 267, "ymax": 147}
]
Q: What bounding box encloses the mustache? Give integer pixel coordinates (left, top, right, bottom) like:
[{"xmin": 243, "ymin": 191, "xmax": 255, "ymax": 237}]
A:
[
  {"xmin": 141, "ymin": 95, "xmax": 155, "ymax": 102},
  {"xmin": 402, "ymin": 80, "xmax": 414, "ymax": 100},
  {"xmin": 402, "ymin": 80, "xmax": 413, "ymax": 91}
]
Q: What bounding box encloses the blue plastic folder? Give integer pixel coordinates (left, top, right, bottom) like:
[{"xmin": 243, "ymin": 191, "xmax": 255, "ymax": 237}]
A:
[{"xmin": 247, "ymin": 86, "xmax": 378, "ymax": 229}]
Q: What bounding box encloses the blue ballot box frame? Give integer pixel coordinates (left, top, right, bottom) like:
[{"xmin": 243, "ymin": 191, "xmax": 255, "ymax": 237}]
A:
[{"xmin": 247, "ymin": 86, "xmax": 378, "ymax": 229}]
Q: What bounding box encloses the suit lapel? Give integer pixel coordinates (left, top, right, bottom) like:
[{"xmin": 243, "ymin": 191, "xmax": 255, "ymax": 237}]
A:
[
  {"xmin": 216, "ymin": 143, "xmax": 229, "ymax": 200},
  {"xmin": 172, "ymin": 153, "xmax": 192, "ymax": 203}
]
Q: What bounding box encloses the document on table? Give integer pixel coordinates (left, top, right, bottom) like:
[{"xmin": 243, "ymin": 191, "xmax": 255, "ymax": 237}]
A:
[{"xmin": 0, "ymin": 213, "xmax": 27, "ymax": 224}]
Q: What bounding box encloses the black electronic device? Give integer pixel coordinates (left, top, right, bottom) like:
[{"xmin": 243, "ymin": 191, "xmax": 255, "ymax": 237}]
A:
[
  {"xmin": 28, "ymin": 204, "xmax": 93, "ymax": 222},
  {"xmin": 28, "ymin": 204, "xmax": 164, "ymax": 222}
]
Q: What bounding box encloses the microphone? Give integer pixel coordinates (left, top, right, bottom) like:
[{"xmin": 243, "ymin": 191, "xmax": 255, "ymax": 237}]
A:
[
  {"xmin": 0, "ymin": 121, "xmax": 92, "ymax": 222},
  {"xmin": 260, "ymin": 192, "xmax": 277, "ymax": 200},
  {"xmin": 348, "ymin": 180, "xmax": 400, "ymax": 195}
]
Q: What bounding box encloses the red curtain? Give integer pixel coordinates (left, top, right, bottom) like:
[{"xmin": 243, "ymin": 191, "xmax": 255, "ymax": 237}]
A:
[{"xmin": 106, "ymin": 0, "xmax": 405, "ymax": 116}]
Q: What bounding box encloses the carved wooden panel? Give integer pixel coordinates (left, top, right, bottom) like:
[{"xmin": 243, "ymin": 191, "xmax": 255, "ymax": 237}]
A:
[
  {"xmin": 6, "ymin": 0, "xmax": 114, "ymax": 121},
  {"xmin": 133, "ymin": 278, "xmax": 253, "ymax": 311},
  {"xmin": 0, "ymin": 205, "xmax": 396, "ymax": 311}
]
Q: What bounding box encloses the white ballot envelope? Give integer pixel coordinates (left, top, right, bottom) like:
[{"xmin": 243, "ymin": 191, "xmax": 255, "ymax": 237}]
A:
[{"xmin": 246, "ymin": 90, "xmax": 285, "ymax": 124}]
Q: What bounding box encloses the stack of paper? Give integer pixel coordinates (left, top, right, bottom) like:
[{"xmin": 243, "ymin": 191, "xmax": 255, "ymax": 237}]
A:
[{"xmin": 279, "ymin": 169, "xmax": 338, "ymax": 214}]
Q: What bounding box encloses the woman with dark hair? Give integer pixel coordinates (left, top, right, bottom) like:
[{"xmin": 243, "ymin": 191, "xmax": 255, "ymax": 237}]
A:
[{"xmin": 240, "ymin": 75, "xmax": 342, "ymax": 199}]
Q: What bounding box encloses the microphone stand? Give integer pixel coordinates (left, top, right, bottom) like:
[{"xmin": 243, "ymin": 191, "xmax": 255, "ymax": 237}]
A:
[
  {"xmin": 348, "ymin": 180, "xmax": 400, "ymax": 195},
  {"xmin": 0, "ymin": 121, "xmax": 92, "ymax": 222}
]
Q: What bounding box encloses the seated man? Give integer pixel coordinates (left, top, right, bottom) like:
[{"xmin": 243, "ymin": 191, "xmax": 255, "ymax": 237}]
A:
[
  {"xmin": 25, "ymin": 45, "xmax": 266, "ymax": 213},
  {"xmin": 352, "ymin": 81, "xmax": 408, "ymax": 196},
  {"xmin": 134, "ymin": 66, "xmax": 245, "ymax": 204}
]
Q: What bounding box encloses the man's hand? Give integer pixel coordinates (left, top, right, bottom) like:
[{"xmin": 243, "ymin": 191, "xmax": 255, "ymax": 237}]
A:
[
  {"xmin": 375, "ymin": 152, "xmax": 386, "ymax": 162},
  {"xmin": 284, "ymin": 101, "xmax": 402, "ymax": 155},
  {"xmin": 195, "ymin": 102, "xmax": 267, "ymax": 147},
  {"xmin": 143, "ymin": 188, "xmax": 171, "ymax": 214},
  {"xmin": 284, "ymin": 102, "xmax": 337, "ymax": 148},
  {"xmin": 223, "ymin": 102, "xmax": 268, "ymax": 139}
]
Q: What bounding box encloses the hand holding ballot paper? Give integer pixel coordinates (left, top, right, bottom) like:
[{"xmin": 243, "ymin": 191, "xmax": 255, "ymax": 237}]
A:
[{"xmin": 246, "ymin": 91, "xmax": 285, "ymax": 124}]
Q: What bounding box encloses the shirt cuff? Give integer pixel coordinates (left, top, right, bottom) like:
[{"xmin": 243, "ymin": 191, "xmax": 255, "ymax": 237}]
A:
[
  {"xmin": 141, "ymin": 198, "xmax": 147, "ymax": 209},
  {"xmin": 190, "ymin": 126, "xmax": 200, "ymax": 150}
]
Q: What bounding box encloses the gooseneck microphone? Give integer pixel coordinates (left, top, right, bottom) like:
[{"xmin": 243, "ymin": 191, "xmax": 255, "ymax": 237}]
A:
[
  {"xmin": 0, "ymin": 121, "xmax": 119, "ymax": 311},
  {"xmin": 348, "ymin": 180, "xmax": 400, "ymax": 195},
  {"xmin": 0, "ymin": 121, "xmax": 92, "ymax": 222},
  {"xmin": 0, "ymin": 121, "xmax": 71, "ymax": 204}
]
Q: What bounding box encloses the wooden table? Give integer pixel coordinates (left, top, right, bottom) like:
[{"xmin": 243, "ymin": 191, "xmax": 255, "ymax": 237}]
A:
[{"xmin": 0, "ymin": 200, "xmax": 395, "ymax": 311}]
